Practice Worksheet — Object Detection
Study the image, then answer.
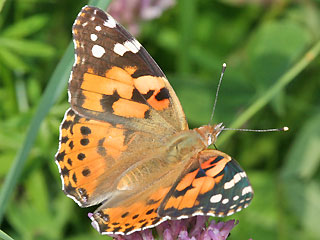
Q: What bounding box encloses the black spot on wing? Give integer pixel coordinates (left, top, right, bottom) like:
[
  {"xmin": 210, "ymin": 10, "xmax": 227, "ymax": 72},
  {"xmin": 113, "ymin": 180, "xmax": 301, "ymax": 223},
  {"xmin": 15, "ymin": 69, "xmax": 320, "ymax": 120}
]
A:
[
  {"xmin": 131, "ymin": 88, "xmax": 147, "ymax": 103},
  {"xmin": 80, "ymin": 138, "xmax": 89, "ymax": 146},
  {"xmin": 195, "ymin": 168, "xmax": 206, "ymax": 178},
  {"xmin": 61, "ymin": 136, "xmax": 69, "ymax": 144},
  {"xmin": 142, "ymin": 90, "xmax": 155, "ymax": 100},
  {"xmin": 69, "ymin": 141, "xmax": 74, "ymax": 149},
  {"xmin": 62, "ymin": 120, "xmax": 72, "ymax": 130},
  {"xmin": 146, "ymin": 209, "xmax": 154, "ymax": 215},
  {"xmin": 172, "ymin": 184, "xmax": 194, "ymax": 198},
  {"xmin": 100, "ymin": 91, "xmax": 120, "ymax": 112},
  {"xmin": 82, "ymin": 168, "xmax": 91, "ymax": 176},
  {"xmin": 124, "ymin": 226, "xmax": 134, "ymax": 233},
  {"xmin": 121, "ymin": 212, "xmax": 129, "ymax": 218},
  {"xmin": 112, "ymin": 227, "xmax": 121, "ymax": 232},
  {"xmin": 80, "ymin": 126, "xmax": 91, "ymax": 135},
  {"xmin": 155, "ymin": 87, "xmax": 170, "ymax": 101},
  {"xmin": 56, "ymin": 151, "xmax": 66, "ymax": 162},
  {"xmin": 67, "ymin": 158, "xmax": 72, "ymax": 166},
  {"xmin": 77, "ymin": 153, "xmax": 85, "ymax": 160},
  {"xmin": 61, "ymin": 167, "xmax": 69, "ymax": 176}
]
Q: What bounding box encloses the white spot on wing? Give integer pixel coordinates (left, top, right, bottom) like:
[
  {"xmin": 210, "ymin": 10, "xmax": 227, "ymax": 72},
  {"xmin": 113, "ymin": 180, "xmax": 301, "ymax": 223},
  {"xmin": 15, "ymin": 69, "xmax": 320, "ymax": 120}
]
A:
[
  {"xmin": 230, "ymin": 204, "xmax": 237, "ymax": 209},
  {"xmin": 113, "ymin": 43, "xmax": 128, "ymax": 56},
  {"xmin": 222, "ymin": 198, "xmax": 229, "ymax": 204},
  {"xmin": 124, "ymin": 40, "xmax": 140, "ymax": 53},
  {"xmin": 95, "ymin": 25, "xmax": 101, "ymax": 31},
  {"xmin": 233, "ymin": 195, "xmax": 239, "ymax": 201},
  {"xmin": 92, "ymin": 44, "xmax": 105, "ymax": 58},
  {"xmin": 104, "ymin": 14, "xmax": 117, "ymax": 28},
  {"xmin": 91, "ymin": 34, "xmax": 98, "ymax": 41},
  {"xmin": 234, "ymin": 173, "xmax": 241, "ymax": 183},
  {"xmin": 224, "ymin": 171, "xmax": 246, "ymax": 189},
  {"xmin": 113, "ymin": 39, "xmax": 142, "ymax": 56},
  {"xmin": 242, "ymin": 186, "xmax": 253, "ymax": 196},
  {"xmin": 210, "ymin": 194, "xmax": 222, "ymax": 203},
  {"xmin": 227, "ymin": 211, "xmax": 234, "ymax": 216},
  {"xmin": 224, "ymin": 180, "xmax": 234, "ymax": 189}
]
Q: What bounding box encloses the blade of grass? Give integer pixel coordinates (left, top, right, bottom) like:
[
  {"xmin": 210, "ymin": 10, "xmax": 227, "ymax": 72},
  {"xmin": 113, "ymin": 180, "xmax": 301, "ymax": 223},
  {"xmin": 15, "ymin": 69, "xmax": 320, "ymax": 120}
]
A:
[
  {"xmin": 0, "ymin": 0, "xmax": 111, "ymax": 224},
  {"xmin": 177, "ymin": 0, "xmax": 195, "ymax": 77},
  {"xmin": 219, "ymin": 40, "xmax": 320, "ymax": 144},
  {"xmin": 0, "ymin": 0, "xmax": 6, "ymax": 12},
  {"xmin": 0, "ymin": 229, "xmax": 14, "ymax": 240},
  {"xmin": 0, "ymin": 42, "xmax": 73, "ymax": 224}
]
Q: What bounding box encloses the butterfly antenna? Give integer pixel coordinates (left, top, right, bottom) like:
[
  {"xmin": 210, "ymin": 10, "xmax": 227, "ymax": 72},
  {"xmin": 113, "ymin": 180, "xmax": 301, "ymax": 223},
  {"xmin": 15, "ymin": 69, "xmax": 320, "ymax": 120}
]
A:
[
  {"xmin": 209, "ymin": 63, "xmax": 227, "ymax": 124},
  {"xmin": 222, "ymin": 126, "xmax": 289, "ymax": 132}
]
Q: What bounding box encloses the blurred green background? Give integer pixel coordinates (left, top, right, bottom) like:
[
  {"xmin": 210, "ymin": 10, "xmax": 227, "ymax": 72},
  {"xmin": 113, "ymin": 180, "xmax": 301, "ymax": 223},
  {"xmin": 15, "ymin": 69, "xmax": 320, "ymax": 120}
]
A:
[{"xmin": 0, "ymin": 0, "xmax": 320, "ymax": 239}]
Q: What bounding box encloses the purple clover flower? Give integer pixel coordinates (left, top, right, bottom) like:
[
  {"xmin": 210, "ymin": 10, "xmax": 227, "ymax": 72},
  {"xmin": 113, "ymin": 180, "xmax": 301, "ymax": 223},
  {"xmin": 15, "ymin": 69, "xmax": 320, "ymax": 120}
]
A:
[
  {"xmin": 107, "ymin": 0, "xmax": 175, "ymax": 35},
  {"xmin": 111, "ymin": 217, "xmax": 238, "ymax": 240}
]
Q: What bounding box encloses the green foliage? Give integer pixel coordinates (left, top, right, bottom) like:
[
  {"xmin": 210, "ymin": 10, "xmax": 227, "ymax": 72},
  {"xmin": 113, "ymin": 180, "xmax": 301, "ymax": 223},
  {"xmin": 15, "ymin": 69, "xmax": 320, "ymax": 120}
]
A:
[{"xmin": 1, "ymin": 0, "xmax": 320, "ymax": 239}]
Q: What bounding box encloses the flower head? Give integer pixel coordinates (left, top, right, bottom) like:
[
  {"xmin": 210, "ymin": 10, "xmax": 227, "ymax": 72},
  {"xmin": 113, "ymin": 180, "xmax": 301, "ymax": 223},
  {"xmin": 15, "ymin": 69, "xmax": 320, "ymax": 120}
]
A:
[
  {"xmin": 111, "ymin": 216, "xmax": 238, "ymax": 240},
  {"xmin": 108, "ymin": 0, "xmax": 175, "ymax": 35}
]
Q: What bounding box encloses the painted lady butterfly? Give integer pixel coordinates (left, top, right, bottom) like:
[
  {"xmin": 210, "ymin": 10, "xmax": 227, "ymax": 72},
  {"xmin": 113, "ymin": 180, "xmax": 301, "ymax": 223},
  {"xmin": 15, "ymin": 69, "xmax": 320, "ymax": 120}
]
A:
[{"xmin": 55, "ymin": 5, "xmax": 254, "ymax": 236}]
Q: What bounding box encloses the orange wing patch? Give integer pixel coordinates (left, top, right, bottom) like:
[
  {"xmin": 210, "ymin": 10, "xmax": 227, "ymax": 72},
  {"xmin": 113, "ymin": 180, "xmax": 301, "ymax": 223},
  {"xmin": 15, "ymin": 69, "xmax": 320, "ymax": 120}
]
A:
[
  {"xmin": 91, "ymin": 187, "xmax": 171, "ymax": 235},
  {"xmin": 158, "ymin": 152, "xmax": 232, "ymax": 217},
  {"xmin": 79, "ymin": 66, "xmax": 170, "ymax": 119},
  {"xmin": 56, "ymin": 109, "xmax": 128, "ymax": 206},
  {"xmin": 112, "ymin": 99, "xmax": 149, "ymax": 118},
  {"xmin": 134, "ymin": 76, "xmax": 170, "ymax": 111}
]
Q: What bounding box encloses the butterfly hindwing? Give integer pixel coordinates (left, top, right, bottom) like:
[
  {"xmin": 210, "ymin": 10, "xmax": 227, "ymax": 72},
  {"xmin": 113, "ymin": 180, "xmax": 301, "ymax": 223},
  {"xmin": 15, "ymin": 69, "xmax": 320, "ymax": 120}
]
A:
[
  {"xmin": 88, "ymin": 158, "xmax": 192, "ymax": 235},
  {"xmin": 158, "ymin": 149, "xmax": 254, "ymax": 218}
]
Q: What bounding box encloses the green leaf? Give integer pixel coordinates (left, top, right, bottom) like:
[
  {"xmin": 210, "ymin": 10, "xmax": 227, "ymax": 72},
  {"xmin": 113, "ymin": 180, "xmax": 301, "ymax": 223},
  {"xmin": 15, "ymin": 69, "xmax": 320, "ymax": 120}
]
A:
[
  {"xmin": 0, "ymin": 229, "xmax": 14, "ymax": 240},
  {"xmin": 26, "ymin": 170, "xmax": 49, "ymax": 215},
  {"xmin": 219, "ymin": 41, "xmax": 320, "ymax": 144},
  {"xmin": 0, "ymin": 47, "xmax": 28, "ymax": 71},
  {"xmin": 282, "ymin": 113, "xmax": 320, "ymax": 179},
  {"xmin": 247, "ymin": 19, "xmax": 312, "ymax": 88},
  {"xmin": 0, "ymin": 38, "xmax": 55, "ymax": 57},
  {"xmin": 0, "ymin": 0, "xmax": 6, "ymax": 12},
  {"xmin": 2, "ymin": 14, "xmax": 49, "ymax": 38},
  {"xmin": 229, "ymin": 171, "xmax": 278, "ymax": 239},
  {"xmin": 302, "ymin": 181, "xmax": 320, "ymax": 237}
]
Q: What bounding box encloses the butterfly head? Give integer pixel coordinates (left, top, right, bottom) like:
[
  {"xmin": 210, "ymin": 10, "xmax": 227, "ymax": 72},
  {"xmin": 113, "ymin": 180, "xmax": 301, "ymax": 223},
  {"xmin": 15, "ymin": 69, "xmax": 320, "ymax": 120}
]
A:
[{"xmin": 195, "ymin": 123, "xmax": 224, "ymax": 147}]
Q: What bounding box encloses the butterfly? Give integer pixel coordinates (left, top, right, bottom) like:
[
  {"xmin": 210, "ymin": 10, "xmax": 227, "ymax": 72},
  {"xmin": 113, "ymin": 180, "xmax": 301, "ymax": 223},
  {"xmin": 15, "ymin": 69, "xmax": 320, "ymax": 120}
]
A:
[{"xmin": 55, "ymin": 5, "xmax": 253, "ymax": 236}]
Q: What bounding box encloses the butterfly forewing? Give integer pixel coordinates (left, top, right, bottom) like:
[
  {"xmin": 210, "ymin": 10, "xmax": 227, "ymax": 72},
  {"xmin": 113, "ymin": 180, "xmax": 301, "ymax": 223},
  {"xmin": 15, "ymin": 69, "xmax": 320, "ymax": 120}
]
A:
[{"xmin": 69, "ymin": 6, "xmax": 187, "ymax": 132}]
